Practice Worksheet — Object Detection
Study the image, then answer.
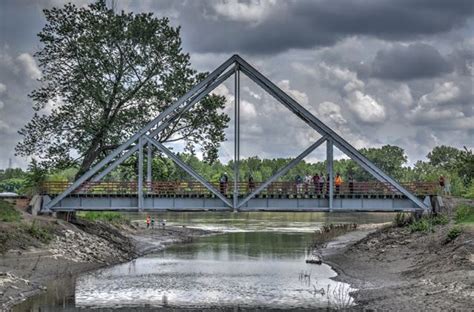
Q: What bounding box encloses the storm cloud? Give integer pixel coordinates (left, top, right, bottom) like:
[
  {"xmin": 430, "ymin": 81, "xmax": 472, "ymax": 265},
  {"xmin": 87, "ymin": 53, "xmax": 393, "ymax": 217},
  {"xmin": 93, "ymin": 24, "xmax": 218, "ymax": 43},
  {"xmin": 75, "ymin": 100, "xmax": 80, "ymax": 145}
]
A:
[
  {"xmin": 0, "ymin": 0, "xmax": 472, "ymax": 168},
  {"xmin": 371, "ymin": 43, "xmax": 453, "ymax": 80}
]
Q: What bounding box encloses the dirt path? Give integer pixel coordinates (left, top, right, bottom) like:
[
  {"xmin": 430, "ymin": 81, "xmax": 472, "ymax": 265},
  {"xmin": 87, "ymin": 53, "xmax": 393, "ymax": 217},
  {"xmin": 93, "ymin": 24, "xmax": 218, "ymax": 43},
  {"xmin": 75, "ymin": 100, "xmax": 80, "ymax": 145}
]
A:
[
  {"xmin": 325, "ymin": 221, "xmax": 474, "ymax": 311},
  {"xmin": 0, "ymin": 217, "xmax": 214, "ymax": 311}
]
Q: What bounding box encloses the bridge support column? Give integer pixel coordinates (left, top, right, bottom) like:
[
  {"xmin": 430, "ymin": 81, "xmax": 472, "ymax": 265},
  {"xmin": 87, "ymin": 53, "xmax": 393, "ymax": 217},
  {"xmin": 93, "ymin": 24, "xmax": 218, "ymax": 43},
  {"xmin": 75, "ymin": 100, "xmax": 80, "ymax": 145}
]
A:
[
  {"xmin": 138, "ymin": 136, "xmax": 144, "ymax": 210},
  {"xmin": 233, "ymin": 67, "xmax": 240, "ymax": 211},
  {"xmin": 147, "ymin": 142, "xmax": 152, "ymax": 186},
  {"xmin": 327, "ymin": 139, "xmax": 334, "ymax": 211}
]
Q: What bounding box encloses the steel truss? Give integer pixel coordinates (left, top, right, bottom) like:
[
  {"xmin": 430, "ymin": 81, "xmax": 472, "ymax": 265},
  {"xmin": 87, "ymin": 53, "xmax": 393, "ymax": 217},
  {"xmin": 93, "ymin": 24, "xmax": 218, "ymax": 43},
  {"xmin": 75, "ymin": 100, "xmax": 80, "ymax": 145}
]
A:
[{"xmin": 44, "ymin": 55, "xmax": 428, "ymax": 212}]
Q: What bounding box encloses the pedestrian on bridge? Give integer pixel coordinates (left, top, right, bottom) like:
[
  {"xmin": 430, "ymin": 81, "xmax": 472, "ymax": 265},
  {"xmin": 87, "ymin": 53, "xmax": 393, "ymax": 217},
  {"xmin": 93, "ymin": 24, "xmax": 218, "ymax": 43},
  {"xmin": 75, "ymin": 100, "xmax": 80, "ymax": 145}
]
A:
[
  {"xmin": 220, "ymin": 173, "xmax": 228, "ymax": 194},
  {"xmin": 248, "ymin": 175, "xmax": 255, "ymax": 193},
  {"xmin": 335, "ymin": 173, "xmax": 343, "ymax": 194},
  {"xmin": 348, "ymin": 173, "xmax": 354, "ymax": 195},
  {"xmin": 312, "ymin": 173, "xmax": 320, "ymax": 194}
]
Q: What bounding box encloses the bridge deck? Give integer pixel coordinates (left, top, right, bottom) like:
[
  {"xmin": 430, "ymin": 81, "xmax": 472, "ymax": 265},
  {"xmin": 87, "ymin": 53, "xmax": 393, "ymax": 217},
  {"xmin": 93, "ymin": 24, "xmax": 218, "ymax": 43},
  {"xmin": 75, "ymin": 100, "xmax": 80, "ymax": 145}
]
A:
[{"xmin": 42, "ymin": 181, "xmax": 436, "ymax": 212}]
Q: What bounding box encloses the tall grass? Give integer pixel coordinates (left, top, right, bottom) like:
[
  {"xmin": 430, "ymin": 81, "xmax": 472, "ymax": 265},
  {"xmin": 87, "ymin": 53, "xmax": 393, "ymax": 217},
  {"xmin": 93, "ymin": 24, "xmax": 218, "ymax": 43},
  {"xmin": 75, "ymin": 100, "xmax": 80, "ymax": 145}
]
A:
[
  {"xmin": 0, "ymin": 199, "xmax": 21, "ymax": 222},
  {"xmin": 455, "ymin": 204, "xmax": 474, "ymax": 224},
  {"xmin": 78, "ymin": 211, "xmax": 128, "ymax": 223}
]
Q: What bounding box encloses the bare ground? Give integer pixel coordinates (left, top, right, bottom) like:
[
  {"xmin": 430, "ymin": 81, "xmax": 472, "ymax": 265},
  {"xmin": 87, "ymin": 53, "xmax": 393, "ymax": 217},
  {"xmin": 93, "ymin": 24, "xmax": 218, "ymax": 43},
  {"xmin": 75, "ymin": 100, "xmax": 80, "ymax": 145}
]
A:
[
  {"xmin": 0, "ymin": 212, "xmax": 212, "ymax": 311},
  {"xmin": 325, "ymin": 199, "xmax": 474, "ymax": 311}
]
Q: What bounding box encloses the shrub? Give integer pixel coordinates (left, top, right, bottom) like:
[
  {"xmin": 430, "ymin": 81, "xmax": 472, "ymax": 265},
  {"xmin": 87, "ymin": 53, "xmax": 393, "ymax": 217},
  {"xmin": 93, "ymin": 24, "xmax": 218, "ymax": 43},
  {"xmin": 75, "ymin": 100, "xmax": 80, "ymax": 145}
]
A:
[
  {"xmin": 455, "ymin": 204, "xmax": 474, "ymax": 224},
  {"xmin": 446, "ymin": 226, "xmax": 463, "ymax": 242},
  {"xmin": 409, "ymin": 219, "xmax": 431, "ymax": 233},
  {"xmin": 431, "ymin": 214, "xmax": 449, "ymax": 225},
  {"xmin": 405, "ymin": 214, "xmax": 447, "ymax": 233},
  {"xmin": 78, "ymin": 211, "xmax": 128, "ymax": 223},
  {"xmin": 0, "ymin": 200, "xmax": 21, "ymax": 222},
  {"xmin": 394, "ymin": 212, "xmax": 412, "ymax": 227}
]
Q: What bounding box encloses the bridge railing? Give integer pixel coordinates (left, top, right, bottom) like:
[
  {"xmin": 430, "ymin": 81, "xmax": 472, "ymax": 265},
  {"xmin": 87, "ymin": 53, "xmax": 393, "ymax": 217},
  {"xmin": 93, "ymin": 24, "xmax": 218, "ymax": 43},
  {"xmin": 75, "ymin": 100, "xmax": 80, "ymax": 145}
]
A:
[{"xmin": 40, "ymin": 180, "xmax": 438, "ymax": 197}]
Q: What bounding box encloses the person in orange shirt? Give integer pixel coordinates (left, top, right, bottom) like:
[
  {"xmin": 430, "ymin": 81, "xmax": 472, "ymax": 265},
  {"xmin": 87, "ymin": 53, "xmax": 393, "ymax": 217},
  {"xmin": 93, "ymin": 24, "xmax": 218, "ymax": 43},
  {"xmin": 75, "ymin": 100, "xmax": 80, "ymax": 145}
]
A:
[{"xmin": 335, "ymin": 173, "xmax": 343, "ymax": 194}]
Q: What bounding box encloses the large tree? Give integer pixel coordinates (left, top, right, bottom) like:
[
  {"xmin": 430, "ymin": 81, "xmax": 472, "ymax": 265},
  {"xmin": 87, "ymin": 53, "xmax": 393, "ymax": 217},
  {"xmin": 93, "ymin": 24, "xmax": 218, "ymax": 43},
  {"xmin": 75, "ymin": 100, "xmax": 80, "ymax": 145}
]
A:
[{"xmin": 16, "ymin": 1, "xmax": 229, "ymax": 179}]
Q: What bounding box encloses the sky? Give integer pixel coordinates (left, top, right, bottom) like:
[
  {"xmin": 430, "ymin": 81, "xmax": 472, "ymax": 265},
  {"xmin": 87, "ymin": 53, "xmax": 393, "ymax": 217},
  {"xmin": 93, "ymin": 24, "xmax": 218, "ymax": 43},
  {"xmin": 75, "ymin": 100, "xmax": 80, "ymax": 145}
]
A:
[{"xmin": 0, "ymin": 0, "xmax": 473, "ymax": 169}]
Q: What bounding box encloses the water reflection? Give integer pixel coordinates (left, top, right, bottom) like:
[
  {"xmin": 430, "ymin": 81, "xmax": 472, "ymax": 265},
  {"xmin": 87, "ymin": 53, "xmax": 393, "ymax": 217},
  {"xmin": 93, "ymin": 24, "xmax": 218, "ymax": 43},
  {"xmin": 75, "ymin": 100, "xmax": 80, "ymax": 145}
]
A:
[
  {"xmin": 14, "ymin": 212, "xmax": 394, "ymax": 311},
  {"xmin": 73, "ymin": 232, "xmax": 354, "ymax": 309}
]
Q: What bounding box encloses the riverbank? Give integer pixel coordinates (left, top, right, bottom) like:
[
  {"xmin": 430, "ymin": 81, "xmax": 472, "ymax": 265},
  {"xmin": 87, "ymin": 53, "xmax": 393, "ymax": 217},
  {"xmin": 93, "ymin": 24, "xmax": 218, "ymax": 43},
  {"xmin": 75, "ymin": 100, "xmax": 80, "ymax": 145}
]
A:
[
  {"xmin": 0, "ymin": 206, "xmax": 213, "ymax": 311},
  {"xmin": 325, "ymin": 199, "xmax": 474, "ymax": 311}
]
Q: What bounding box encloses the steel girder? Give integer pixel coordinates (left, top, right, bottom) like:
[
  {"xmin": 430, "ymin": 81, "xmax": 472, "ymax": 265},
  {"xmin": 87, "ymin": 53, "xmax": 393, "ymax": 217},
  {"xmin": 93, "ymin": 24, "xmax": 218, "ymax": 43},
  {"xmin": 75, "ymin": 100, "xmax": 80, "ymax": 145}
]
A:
[{"xmin": 45, "ymin": 54, "xmax": 427, "ymax": 211}]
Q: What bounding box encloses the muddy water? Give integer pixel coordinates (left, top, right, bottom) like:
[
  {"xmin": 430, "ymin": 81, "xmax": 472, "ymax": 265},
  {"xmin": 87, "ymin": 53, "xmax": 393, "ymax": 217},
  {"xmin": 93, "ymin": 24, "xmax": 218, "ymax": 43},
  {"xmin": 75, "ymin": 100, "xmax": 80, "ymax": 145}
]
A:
[{"xmin": 15, "ymin": 212, "xmax": 394, "ymax": 311}]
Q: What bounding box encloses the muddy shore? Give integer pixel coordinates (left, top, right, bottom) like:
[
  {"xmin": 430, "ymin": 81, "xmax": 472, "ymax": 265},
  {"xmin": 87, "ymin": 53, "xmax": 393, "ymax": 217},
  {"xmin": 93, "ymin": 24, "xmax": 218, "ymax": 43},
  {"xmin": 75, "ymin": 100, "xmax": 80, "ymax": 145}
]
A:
[
  {"xmin": 0, "ymin": 216, "xmax": 213, "ymax": 311},
  {"xmin": 324, "ymin": 200, "xmax": 474, "ymax": 311}
]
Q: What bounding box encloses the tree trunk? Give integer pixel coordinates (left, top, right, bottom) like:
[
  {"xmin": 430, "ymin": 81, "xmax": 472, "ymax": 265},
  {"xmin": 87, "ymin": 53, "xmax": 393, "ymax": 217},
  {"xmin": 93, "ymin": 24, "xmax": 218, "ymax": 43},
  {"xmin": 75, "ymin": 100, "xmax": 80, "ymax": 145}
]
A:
[{"xmin": 74, "ymin": 132, "xmax": 106, "ymax": 180}]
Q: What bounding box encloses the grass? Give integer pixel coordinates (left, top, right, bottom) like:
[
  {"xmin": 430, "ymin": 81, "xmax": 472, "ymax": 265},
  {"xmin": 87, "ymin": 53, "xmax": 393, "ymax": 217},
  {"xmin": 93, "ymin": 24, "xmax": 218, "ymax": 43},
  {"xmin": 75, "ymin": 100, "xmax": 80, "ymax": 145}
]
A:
[
  {"xmin": 455, "ymin": 204, "xmax": 474, "ymax": 224},
  {"xmin": 23, "ymin": 220, "xmax": 54, "ymax": 243},
  {"xmin": 446, "ymin": 226, "xmax": 463, "ymax": 242},
  {"xmin": 0, "ymin": 199, "xmax": 22, "ymax": 222},
  {"xmin": 409, "ymin": 215, "xmax": 449, "ymax": 233},
  {"xmin": 78, "ymin": 211, "xmax": 128, "ymax": 223}
]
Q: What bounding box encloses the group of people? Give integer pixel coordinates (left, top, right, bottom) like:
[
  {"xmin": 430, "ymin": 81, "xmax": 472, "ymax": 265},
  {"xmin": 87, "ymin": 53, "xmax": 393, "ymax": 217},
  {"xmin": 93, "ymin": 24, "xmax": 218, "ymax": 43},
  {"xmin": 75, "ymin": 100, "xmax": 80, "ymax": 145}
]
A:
[
  {"xmin": 218, "ymin": 172, "xmax": 354, "ymax": 195},
  {"xmin": 295, "ymin": 172, "xmax": 354, "ymax": 195},
  {"xmin": 145, "ymin": 215, "xmax": 166, "ymax": 229}
]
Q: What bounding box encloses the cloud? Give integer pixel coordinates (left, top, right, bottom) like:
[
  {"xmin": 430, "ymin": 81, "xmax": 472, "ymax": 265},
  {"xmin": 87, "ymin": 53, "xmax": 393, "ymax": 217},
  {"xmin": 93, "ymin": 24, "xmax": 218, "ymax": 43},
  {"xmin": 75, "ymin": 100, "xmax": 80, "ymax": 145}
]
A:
[
  {"xmin": 319, "ymin": 62, "xmax": 386, "ymax": 124},
  {"xmin": 419, "ymin": 82, "xmax": 460, "ymax": 106},
  {"xmin": 388, "ymin": 84, "xmax": 413, "ymax": 107},
  {"xmin": 17, "ymin": 53, "xmax": 41, "ymax": 80},
  {"xmin": 0, "ymin": 83, "xmax": 6, "ymax": 94},
  {"xmin": 410, "ymin": 81, "xmax": 472, "ymax": 129},
  {"xmin": 171, "ymin": 0, "xmax": 474, "ymax": 54},
  {"xmin": 345, "ymin": 90, "xmax": 386, "ymax": 124},
  {"xmin": 278, "ymin": 80, "xmax": 309, "ymax": 105},
  {"xmin": 212, "ymin": 0, "xmax": 277, "ymax": 23},
  {"xmin": 371, "ymin": 43, "xmax": 453, "ymax": 80}
]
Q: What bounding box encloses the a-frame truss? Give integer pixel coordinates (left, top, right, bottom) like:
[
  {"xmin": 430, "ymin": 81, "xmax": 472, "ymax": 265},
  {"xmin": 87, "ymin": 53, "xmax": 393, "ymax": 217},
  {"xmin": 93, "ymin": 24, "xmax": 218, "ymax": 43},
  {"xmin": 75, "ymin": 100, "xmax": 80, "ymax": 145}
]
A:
[{"xmin": 44, "ymin": 55, "xmax": 428, "ymax": 211}]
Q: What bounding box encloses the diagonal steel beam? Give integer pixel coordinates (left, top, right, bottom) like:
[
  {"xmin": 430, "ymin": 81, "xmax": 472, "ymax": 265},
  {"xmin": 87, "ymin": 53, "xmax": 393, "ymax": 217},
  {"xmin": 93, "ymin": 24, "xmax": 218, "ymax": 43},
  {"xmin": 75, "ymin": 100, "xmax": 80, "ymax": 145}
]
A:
[
  {"xmin": 236, "ymin": 56, "xmax": 427, "ymax": 209},
  {"xmin": 45, "ymin": 55, "xmax": 237, "ymax": 210},
  {"xmin": 237, "ymin": 136, "xmax": 327, "ymax": 209},
  {"xmin": 89, "ymin": 67, "xmax": 236, "ymax": 183},
  {"xmin": 144, "ymin": 135, "xmax": 233, "ymax": 208}
]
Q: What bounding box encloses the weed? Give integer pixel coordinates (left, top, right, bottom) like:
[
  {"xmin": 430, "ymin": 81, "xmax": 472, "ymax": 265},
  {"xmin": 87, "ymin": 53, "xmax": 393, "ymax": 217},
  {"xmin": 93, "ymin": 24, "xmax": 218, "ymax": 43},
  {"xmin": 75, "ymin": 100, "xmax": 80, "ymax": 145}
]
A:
[
  {"xmin": 408, "ymin": 215, "xmax": 449, "ymax": 233},
  {"xmin": 24, "ymin": 221, "xmax": 54, "ymax": 243},
  {"xmin": 78, "ymin": 211, "xmax": 128, "ymax": 224},
  {"xmin": 394, "ymin": 212, "xmax": 413, "ymax": 227},
  {"xmin": 446, "ymin": 226, "xmax": 463, "ymax": 242},
  {"xmin": 455, "ymin": 204, "xmax": 474, "ymax": 224},
  {"xmin": 409, "ymin": 219, "xmax": 432, "ymax": 233},
  {"xmin": 0, "ymin": 200, "xmax": 21, "ymax": 222}
]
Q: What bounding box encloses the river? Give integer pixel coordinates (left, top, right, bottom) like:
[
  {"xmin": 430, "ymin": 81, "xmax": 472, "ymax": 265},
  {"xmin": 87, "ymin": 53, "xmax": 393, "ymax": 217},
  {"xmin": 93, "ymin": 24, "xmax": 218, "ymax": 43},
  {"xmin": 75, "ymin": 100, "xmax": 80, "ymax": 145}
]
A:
[{"xmin": 14, "ymin": 212, "xmax": 394, "ymax": 311}]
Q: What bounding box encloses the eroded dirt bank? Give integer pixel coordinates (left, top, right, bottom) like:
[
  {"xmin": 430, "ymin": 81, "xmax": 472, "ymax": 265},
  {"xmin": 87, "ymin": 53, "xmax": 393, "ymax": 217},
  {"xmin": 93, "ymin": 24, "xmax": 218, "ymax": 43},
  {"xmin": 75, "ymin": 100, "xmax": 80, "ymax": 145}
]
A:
[
  {"xmin": 0, "ymin": 214, "xmax": 212, "ymax": 311},
  {"xmin": 325, "ymin": 200, "xmax": 474, "ymax": 311}
]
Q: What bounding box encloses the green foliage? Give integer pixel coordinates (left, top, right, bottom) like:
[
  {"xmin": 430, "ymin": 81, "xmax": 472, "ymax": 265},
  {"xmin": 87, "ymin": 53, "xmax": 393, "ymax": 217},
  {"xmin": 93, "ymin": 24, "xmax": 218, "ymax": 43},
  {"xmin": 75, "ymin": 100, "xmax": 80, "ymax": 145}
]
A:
[
  {"xmin": 0, "ymin": 178, "xmax": 26, "ymax": 193},
  {"xmin": 0, "ymin": 168, "xmax": 27, "ymax": 180},
  {"xmin": 455, "ymin": 204, "xmax": 474, "ymax": 224},
  {"xmin": 16, "ymin": 0, "xmax": 228, "ymax": 178},
  {"xmin": 394, "ymin": 212, "xmax": 413, "ymax": 227},
  {"xmin": 409, "ymin": 215, "xmax": 448, "ymax": 233},
  {"xmin": 78, "ymin": 211, "xmax": 128, "ymax": 223},
  {"xmin": 22, "ymin": 159, "xmax": 48, "ymax": 195},
  {"xmin": 0, "ymin": 200, "xmax": 22, "ymax": 222},
  {"xmin": 462, "ymin": 182, "xmax": 474, "ymax": 199},
  {"xmin": 23, "ymin": 221, "xmax": 54, "ymax": 243},
  {"xmin": 446, "ymin": 226, "xmax": 463, "ymax": 242},
  {"xmin": 409, "ymin": 218, "xmax": 432, "ymax": 233}
]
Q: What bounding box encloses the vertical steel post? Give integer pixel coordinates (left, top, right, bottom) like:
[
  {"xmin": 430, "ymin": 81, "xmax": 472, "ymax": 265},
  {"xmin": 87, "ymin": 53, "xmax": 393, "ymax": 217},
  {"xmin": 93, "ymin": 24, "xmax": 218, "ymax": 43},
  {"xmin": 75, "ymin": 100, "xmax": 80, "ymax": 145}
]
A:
[
  {"xmin": 147, "ymin": 142, "xmax": 152, "ymax": 184},
  {"xmin": 138, "ymin": 136, "xmax": 144, "ymax": 210},
  {"xmin": 327, "ymin": 139, "xmax": 334, "ymax": 211},
  {"xmin": 233, "ymin": 67, "xmax": 240, "ymax": 211}
]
